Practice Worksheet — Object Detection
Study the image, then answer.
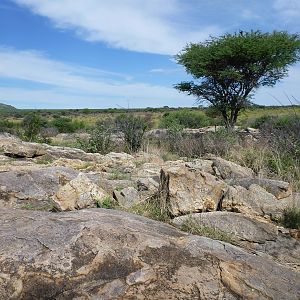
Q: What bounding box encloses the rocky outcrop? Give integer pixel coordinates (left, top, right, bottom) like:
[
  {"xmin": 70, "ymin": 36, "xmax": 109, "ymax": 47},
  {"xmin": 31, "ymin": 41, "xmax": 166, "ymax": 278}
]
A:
[
  {"xmin": 159, "ymin": 165, "xmax": 228, "ymax": 216},
  {"xmin": 211, "ymin": 156, "xmax": 255, "ymax": 180},
  {"xmin": 0, "ymin": 167, "xmax": 78, "ymax": 210},
  {"xmin": 232, "ymin": 177, "xmax": 292, "ymax": 199},
  {"xmin": 0, "ymin": 208, "xmax": 299, "ymax": 300},
  {"xmin": 222, "ymin": 184, "xmax": 291, "ymax": 218},
  {"xmin": 3, "ymin": 141, "xmax": 46, "ymax": 158},
  {"xmin": 172, "ymin": 212, "xmax": 278, "ymax": 243},
  {"xmin": 113, "ymin": 186, "xmax": 141, "ymax": 208},
  {"xmin": 53, "ymin": 173, "xmax": 108, "ymax": 211}
]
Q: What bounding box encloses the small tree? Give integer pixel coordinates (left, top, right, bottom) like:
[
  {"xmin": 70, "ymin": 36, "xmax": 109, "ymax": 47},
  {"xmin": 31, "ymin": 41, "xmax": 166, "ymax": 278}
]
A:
[
  {"xmin": 175, "ymin": 31, "xmax": 300, "ymax": 129},
  {"xmin": 22, "ymin": 112, "xmax": 44, "ymax": 141},
  {"xmin": 115, "ymin": 114, "xmax": 147, "ymax": 153}
]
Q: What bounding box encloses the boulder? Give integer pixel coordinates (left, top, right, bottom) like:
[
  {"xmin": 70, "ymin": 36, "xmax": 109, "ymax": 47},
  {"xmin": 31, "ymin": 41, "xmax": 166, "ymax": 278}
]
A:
[
  {"xmin": 222, "ymin": 184, "xmax": 286, "ymax": 217},
  {"xmin": 0, "ymin": 166, "xmax": 78, "ymax": 210},
  {"xmin": 98, "ymin": 178, "xmax": 134, "ymax": 194},
  {"xmin": 184, "ymin": 159, "xmax": 214, "ymax": 174},
  {"xmin": 113, "ymin": 186, "xmax": 141, "ymax": 208},
  {"xmin": 233, "ymin": 177, "xmax": 292, "ymax": 199},
  {"xmin": 172, "ymin": 212, "xmax": 278, "ymax": 244},
  {"xmin": 102, "ymin": 152, "xmax": 135, "ymax": 172},
  {"xmin": 3, "ymin": 141, "xmax": 46, "ymax": 158},
  {"xmin": 211, "ymin": 157, "xmax": 255, "ymax": 180},
  {"xmin": 53, "ymin": 173, "xmax": 108, "ymax": 211},
  {"xmin": 222, "ymin": 184, "xmax": 300, "ymax": 218},
  {"xmin": 44, "ymin": 144, "xmax": 104, "ymax": 162},
  {"xmin": 159, "ymin": 166, "xmax": 228, "ymax": 216},
  {"xmin": 0, "ymin": 208, "xmax": 299, "ymax": 299},
  {"xmin": 137, "ymin": 177, "xmax": 159, "ymax": 193}
]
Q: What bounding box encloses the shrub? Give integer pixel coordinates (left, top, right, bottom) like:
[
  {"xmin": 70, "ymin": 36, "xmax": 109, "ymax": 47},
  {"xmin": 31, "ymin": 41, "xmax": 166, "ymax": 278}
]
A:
[
  {"xmin": 280, "ymin": 206, "xmax": 300, "ymax": 229},
  {"xmin": 160, "ymin": 109, "xmax": 212, "ymax": 129},
  {"xmin": 164, "ymin": 128, "xmax": 240, "ymax": 159},
  {"xmin": 0, "ymin": 119, "xmax": 16, "ymax": 134},
  {"xmin": 51, "ymin": 117, "xmax": 85, "ymax": 133},
  {"xmin": 22, "ymin": 113, "xmax": 46, "ymax": 142},
  {"xmin": 115, "ymin": 114, "xmax": 147, "ymax": 152},
  {"xmin": 78, "ymin": 124, "xmax": 116, "ymax": 154}
]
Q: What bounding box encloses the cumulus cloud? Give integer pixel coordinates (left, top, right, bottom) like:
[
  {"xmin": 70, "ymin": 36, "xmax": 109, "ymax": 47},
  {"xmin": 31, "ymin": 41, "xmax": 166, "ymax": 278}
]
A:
[{"xmin": 12, "ymin": 0, "xmax": 220, "ymax": 55}]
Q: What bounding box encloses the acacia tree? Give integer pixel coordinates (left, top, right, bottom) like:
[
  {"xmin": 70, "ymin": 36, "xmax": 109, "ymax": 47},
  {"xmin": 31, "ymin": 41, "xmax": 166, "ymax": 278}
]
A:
[{"xmin": 175, "ymin": 31, "xmax": 300, "ymax": 129}]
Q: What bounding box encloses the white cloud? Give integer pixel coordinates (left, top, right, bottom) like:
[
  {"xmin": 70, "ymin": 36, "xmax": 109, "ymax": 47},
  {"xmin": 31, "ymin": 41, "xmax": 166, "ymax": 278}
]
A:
[
  {"xmin": 149, "ymin": 68, "xmax": 181, "ymax": 74},
  {"xmin": 12, "ymin": 0, "xmax": 220, "ymax": 55},
  {"xmin": 241, "ymin": 9, "xmax": 261, "ymax": 20},
  {"xmin": 255, "ymin": 65, "xmax": 300, "ymax": 105},
  {"xmin": 0, "ymin": 47, "xmax": 192, "ymax": 108},
  {"xmin": 274, "ymin": 0, "xmax": 300, "ymax": 21}
]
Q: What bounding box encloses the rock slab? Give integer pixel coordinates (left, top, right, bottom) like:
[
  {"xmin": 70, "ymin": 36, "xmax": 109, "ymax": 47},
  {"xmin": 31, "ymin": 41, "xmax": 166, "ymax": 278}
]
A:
[{"xmin": 0, "ymin": 208, "xmax": 299, "ymax": 299}]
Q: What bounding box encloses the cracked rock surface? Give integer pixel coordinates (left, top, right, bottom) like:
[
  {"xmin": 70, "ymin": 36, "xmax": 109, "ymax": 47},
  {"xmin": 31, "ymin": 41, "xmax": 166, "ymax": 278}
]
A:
[{"xmin": 1, "ymin": 208, "xmax": 300, "ymax": 300}]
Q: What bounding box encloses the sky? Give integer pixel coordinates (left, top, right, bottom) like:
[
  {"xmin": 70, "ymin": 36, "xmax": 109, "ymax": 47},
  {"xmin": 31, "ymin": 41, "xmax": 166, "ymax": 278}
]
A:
[{"xmin": 0, "ymin": 0, "xmax": 300, "ymax": 109}]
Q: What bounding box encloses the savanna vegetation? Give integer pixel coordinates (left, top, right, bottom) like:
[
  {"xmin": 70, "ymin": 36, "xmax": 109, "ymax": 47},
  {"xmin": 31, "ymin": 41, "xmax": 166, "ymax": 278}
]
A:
[
  {"xmin": 175, "ymin": 31, "xmax": 300, "ymax": 129},
  {"xmin": 0, "ymin": 32, "xmax": 299, "ymax": 228},
  {"xmin": 1, "ymin": 103, "xmax": 300, "ymax": 193}
]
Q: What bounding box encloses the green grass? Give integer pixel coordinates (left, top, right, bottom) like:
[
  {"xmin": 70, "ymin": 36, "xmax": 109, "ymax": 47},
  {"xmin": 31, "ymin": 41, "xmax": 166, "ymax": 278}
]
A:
[
  {"xmin": 126, "ymin": 200, "xmax": 170, "ymax": 222},
  {"xmin": 95, "ymin": 196, "xmax": 115, "ymax": 209},
  {"xmin": 179, "ymin": 217, "xmax": 234, "ymax": 243}
]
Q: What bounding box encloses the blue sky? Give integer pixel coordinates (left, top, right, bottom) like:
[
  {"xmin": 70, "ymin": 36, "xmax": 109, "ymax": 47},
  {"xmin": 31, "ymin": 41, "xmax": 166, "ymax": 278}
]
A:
[{"xmin": 0, "ymin": 0, "xmax": 300, "ymax": 109}]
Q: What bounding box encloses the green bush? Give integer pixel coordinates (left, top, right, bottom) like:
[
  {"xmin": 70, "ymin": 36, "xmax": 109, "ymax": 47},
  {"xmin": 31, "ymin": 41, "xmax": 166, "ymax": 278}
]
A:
[
  {"xmin": 78, "ymin": 124, "xmax": 116, "ymax": 154},
  {"xmin": 160, "ymin": 109, "xmax": 212, "ymax": 129},
  {"xmin": 96, "ymin": 196, "xmax": 115, "ymax": 209},
  {"xmin": 51, "ymin": 117, "xmax": 85, "ymax": 133},
  {"xmin": 115, "ymin": 114, "xmax": 147, "ymax": 152},
  {"xmin": 0, "ymin": 119, "xmax": 16, "ymax": 133},
  {"xmin": 22, "ymin": 113, "xmax": 46, "ymax": 142}
]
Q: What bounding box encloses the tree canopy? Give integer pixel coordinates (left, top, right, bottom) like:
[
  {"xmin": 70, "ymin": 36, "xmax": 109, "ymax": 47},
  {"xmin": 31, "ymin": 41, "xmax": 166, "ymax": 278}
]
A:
[{"xmin": 175, "ymin": 31, "xmax": 300, "ymax": 128}]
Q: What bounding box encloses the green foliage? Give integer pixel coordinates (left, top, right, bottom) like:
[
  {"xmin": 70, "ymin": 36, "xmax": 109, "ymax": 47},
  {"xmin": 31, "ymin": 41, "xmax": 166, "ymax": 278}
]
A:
[
  {"xmin": 51, "ymin": 117, "xmax": 85, "ymax": 133},
  {"xmin": 22, "ymin": 113, "xmax": 45, "ymax": 142},
  {"xmin": 96, "ymin": 196, "xmax": 115, "ymax": 209},
  {"xmin": 179, "ymin": 217, "xmax": 234, "ymax": 243},
  {"xmin": 175, "ymin": 31, "xmax": 300, "ymax": 128},
  {"xmin": 78, "ymin": 124, "xmax": 116, "ymax": 154},
  {"xmin": 128, "ymin": 200, "xmax": 170, "ymax": 222},
  {"xmin": 0, "ymin": 119, "xmax": 16, "ymax": 133},
  {"xmin": 280, "ymin": 207, "xmax": 300, "ymax": 229},
  {"xmin": 160, "ymin": 109, "xmax": 211, "ymax": 129},
  {"xmin": 115, "ymin": 114, "xmax": 147, "ymax": 152}
]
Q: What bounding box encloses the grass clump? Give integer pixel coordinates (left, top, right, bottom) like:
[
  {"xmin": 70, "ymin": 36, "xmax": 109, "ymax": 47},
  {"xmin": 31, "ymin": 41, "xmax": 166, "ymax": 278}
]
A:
[
  {"xmin": 280, "ymin": 206, "xmax": 300, "ymax": 229},
  {"xmin": 179, "ymin": 217, "xmax": 234, "ymax": 243},
  {"xmin": 127, "ymin": 200, "xmax": 170, "ymax": 222},
  {"xmin": 96, "ymin": 196, "xmax": 115, "ymax": 209}
]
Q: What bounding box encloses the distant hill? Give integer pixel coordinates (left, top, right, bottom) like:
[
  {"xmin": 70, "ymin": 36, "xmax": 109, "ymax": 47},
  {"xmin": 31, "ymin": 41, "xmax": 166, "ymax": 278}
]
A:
[{"xmin": 0, "ymin": 103, "xmax": 18, "ymax": 112}]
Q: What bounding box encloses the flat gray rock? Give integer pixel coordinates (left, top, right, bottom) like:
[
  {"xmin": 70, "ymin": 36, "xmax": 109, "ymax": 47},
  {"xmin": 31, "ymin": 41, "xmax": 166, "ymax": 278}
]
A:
[
  {"xmin": 0, "ymin": 167, "xmax": 78, "ymax": 210},
  {"xmin": 172, "ymin": 211, "xmax": 278, "ymax": 243},
  {"xmin": 0, "ymin": 208, "xmax": 299, "ymax": 299}
]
